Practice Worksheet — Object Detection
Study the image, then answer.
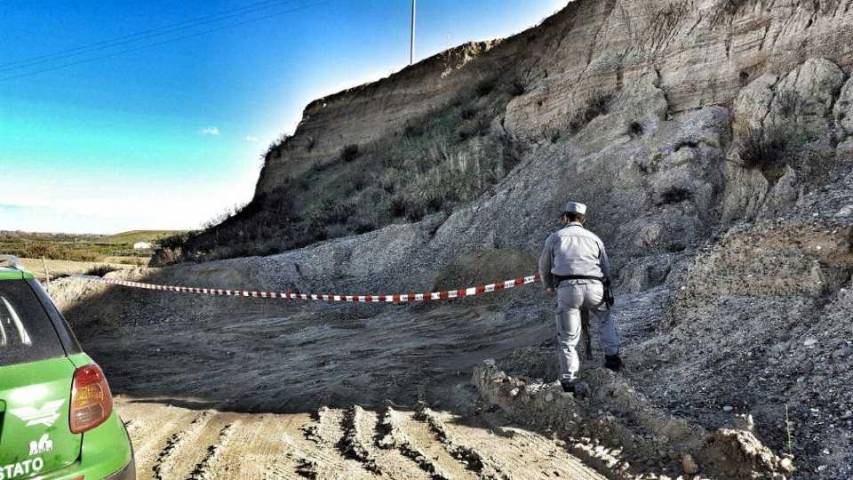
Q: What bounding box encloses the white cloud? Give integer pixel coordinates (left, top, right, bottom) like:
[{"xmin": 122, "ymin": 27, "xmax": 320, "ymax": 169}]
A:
[
  {"xmin": 200, "ymin": 126, "xmax": 220, "ymax": 136},
  {"xmin": 245, "ymin": 135, "xmax": 259, "ymax": 142}
]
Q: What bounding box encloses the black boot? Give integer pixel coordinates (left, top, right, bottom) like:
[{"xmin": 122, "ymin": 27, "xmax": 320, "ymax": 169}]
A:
[
  {"xmin": 561, "ymin": 380, "xmax": 590, "ymax": 398},
  {"xmin": 604, "ymin": 354, "xmax": 623, "ymax": 372}
]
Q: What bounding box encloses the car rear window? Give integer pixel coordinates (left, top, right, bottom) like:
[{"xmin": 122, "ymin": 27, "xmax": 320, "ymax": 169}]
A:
[{"xmin": 0, "ymin": 280, "xmax": 66, "ymax": 366}]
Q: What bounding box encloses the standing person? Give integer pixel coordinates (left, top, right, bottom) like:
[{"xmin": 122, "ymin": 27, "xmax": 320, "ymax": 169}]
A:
[{"xmin": 538, "ymin": 201, "xmax": 622, "ymax": 394}]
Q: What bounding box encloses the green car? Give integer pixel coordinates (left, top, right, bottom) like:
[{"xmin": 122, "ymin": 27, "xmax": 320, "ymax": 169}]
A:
[{"xmin": 0, "ymin": 257, "xmax": 134, "ymax": 480}]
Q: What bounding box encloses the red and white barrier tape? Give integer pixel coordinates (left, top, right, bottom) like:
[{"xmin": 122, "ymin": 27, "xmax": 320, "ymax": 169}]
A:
[{"xmin": 78, "ymin": 273, "xmax": 541, "ymax": 303}]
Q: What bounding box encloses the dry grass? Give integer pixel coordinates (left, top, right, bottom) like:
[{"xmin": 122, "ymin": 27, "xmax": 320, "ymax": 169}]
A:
[
  {"xmin": 0, "ymin": 231, "xmax": 164, "ymax": 262},
  {"xmin": 20, "ymin": 258, "xmax": 133, "ymax": 281}
]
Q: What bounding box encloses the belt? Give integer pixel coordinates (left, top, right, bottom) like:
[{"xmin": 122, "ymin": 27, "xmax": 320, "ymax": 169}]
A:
[{"xmin": 553, "ymin": 274, "xmax": 605, "ymax": 284}]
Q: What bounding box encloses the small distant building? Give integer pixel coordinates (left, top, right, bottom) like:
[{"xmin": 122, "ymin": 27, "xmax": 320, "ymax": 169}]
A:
[{"xmin": 133, "ymin": 241, "xmax": 153, "ymax": 250}]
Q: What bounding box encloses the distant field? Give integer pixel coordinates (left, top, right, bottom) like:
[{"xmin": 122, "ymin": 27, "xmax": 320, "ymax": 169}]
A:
[
  {"xmin": 103, "ymin": 230, "xmax": 184, "ymax": 244},
  {"xmin": 20, "ymin": 257, "xmax": 134, "ymax": 281},
  {"xmin": 0, "ymin": 230, "xmax": 184, "ymax": 264}
]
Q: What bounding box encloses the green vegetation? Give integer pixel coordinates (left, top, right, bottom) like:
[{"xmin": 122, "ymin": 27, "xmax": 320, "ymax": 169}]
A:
[
  {"xmin": 161, "ymin": 76, "xmax": 525, "ymax": 263},
  {"xmin": 738, "ymin": 118, "xmax": 819, "ymax": 184},
  {"xmin": 0, "ymin": 230, "xmax": 182, "ymax": 263},
  {"xmin": 104, "ymin": 230, "xmax": 185, "ymax": 244}
]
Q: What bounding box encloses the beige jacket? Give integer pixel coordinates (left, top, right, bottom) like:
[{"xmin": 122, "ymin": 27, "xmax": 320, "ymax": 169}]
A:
[{"xmin": 538, "ymin": 222, "xmax": 611, "ymax": 289}]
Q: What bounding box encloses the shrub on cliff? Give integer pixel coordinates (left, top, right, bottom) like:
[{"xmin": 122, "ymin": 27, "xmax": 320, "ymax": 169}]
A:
[
  {"xmin": 659, "ymin": 186, "xmax": 693, "ymax": 205},
  {"xmin": 475, "ymin": 79, "xmax": 495, "ymax": 97},
  {"xmin": 265, "ymin": 133, "xmax": 290, "ymax": 159},
  {"xmin": 738, "ymin": 125, "xmax": 790, "ymax": 180},
  {"xmin": 340, "ymin": 144, "xmax": 359, "ymax": 162},
  {"xmin": 508, "ymin": 78, "xmax": 526, "ymax": 97},
  {"xmin": 569, "ymin": 91, "xmax": 613, "ymax": 132}
]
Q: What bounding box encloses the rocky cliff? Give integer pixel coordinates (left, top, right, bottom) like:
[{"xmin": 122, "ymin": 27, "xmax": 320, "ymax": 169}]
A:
[
  {"xmin": 264, "ymin": 0, "xmax": 853, "ymax": 185},
  {"xmin": 169, "ymin": 0, "xmax": 853, "ymax": 264},
  {"xmin": 65, "ymin": 0, "xmax": 853, "ymax": 478}
]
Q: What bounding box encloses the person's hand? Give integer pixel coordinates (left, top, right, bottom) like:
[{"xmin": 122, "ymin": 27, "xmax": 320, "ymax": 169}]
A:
[{"xmin": 546, "ymin": 288, "xmax": 555, "ymax": 296}]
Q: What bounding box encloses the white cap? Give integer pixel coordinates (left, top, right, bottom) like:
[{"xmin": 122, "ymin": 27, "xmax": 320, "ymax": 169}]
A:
[{"xmin": 563, "ymin": 201, "xmax": 587, "ymax": 215}]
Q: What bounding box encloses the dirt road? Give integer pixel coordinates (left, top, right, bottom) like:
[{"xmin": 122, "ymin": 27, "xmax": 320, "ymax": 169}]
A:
[
  {"xmin": 57, "ymin": 275, "xmax": 677, "ymax": 478},
  {"xmin": 57, "ymin": 274, "xmax": 617, "ymax": 478},
  {"xmin": 117, "ymin": 398, "xmax": 606, "ymax": 480}
]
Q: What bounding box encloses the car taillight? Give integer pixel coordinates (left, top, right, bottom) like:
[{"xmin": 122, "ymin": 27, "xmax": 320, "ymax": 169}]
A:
[{"xmin": 70, "ymin": 364, "xmax": 113, "ymax": 433}]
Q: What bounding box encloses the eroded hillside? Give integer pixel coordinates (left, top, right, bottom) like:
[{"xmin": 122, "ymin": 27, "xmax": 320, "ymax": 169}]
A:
[{"xmin": 162, "ymin": 0, "xmax": 853, "ymax": 262}]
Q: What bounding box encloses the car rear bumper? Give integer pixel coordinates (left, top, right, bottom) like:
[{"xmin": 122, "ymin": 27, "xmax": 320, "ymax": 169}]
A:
[
  {"xmin": 42, "ymin": 412, "xmax": 134, "ymax": 479},
  {"xmin": 42, "ymin": 456, "xmax": 134, "ymax": 480},
  {"xmin": 105, "ymin": 457, "xmax": 135, "ymax": 480}
]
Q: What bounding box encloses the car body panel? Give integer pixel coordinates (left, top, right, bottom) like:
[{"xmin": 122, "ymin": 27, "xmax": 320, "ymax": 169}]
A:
[
  {"xmin": 34, "ymin": 410, "xmax": 133, "ymax": 480},
  {"xmin": 0, "ymin": 270, "xmax": 28, "ymax": 282},
  {"xmin": 0, "ymin": 356, "xmax": 82, "ymax": 479}
]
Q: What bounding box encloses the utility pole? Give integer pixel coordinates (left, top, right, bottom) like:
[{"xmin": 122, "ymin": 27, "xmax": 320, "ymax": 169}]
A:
[{"xmin": 409, "ymin": 0, "xmax": 416, "ymax": 64}]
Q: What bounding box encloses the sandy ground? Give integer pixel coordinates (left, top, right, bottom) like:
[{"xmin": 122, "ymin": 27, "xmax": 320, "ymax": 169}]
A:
[{"xmin": 116, "ymin": 397, "xmax": 606, "ymax": 480}]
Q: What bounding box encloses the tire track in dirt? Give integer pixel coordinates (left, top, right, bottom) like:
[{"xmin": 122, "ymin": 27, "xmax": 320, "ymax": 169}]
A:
[
  {"xmin": 294, "ymin": 407, "xmax": 376, "ymax": 480},
  {"xmin": 118, "ymin": 400, "xmax": 608, "ymax": 480},
  {"xmin": 346, "ymin": 406, "xmax": 433, "ymax": 480},
  {"xmin": 212, "ymin": 412, "xmax": 311, "ymax": 479},
  {"xmin": 119, "ymin": 401, "xmax": 200, "ymax": 479},
  {"xmin": 337, "ymin": 406, "xmax": 382, "ymax": 474},
  {"xmin": 185, "ymin": 422, "xmax": 236, "ymax": 479},
  {"xmin": 151, "ymin": 410, "xmax": 238, "ymax": 480},
  {"xmin": 414, "ymin": 405, "xmax": 508, "ymax": 480},
  {"xmin": 151, "ymin": 410, "xmax": 215, "ymax": 480},
  {"xmin": 378, "ymin": 406, "xmax": 473, "ymax": 480},
  {"xmin": 423, "ymin": 408, "xmax": 608, "ymax": 480}
]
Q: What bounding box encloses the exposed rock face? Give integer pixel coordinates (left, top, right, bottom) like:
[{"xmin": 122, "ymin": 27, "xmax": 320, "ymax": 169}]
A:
[
  {"xmin": 724, "ymin": 57, "xmax": 847, "ymax": 220},
  {"xmin": 187, "ymin": 0, "xmax": 853, "ymax": 277},
  {"xmin": 171, "ymin": 0, "xmax": 853, "ymax": 263},
  {"xmin": 255, "ymin": 0, "xmax": 853, "ymax": 199},
  {"xmin": 835, "ymin": 75, "xmax": 853, "ymax": 137}
]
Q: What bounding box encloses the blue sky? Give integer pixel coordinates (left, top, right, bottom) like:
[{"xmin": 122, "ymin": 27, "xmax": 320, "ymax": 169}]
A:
[{"xmin": 0, "ymin": 0, "xmax": 567, "ymax": 234}]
